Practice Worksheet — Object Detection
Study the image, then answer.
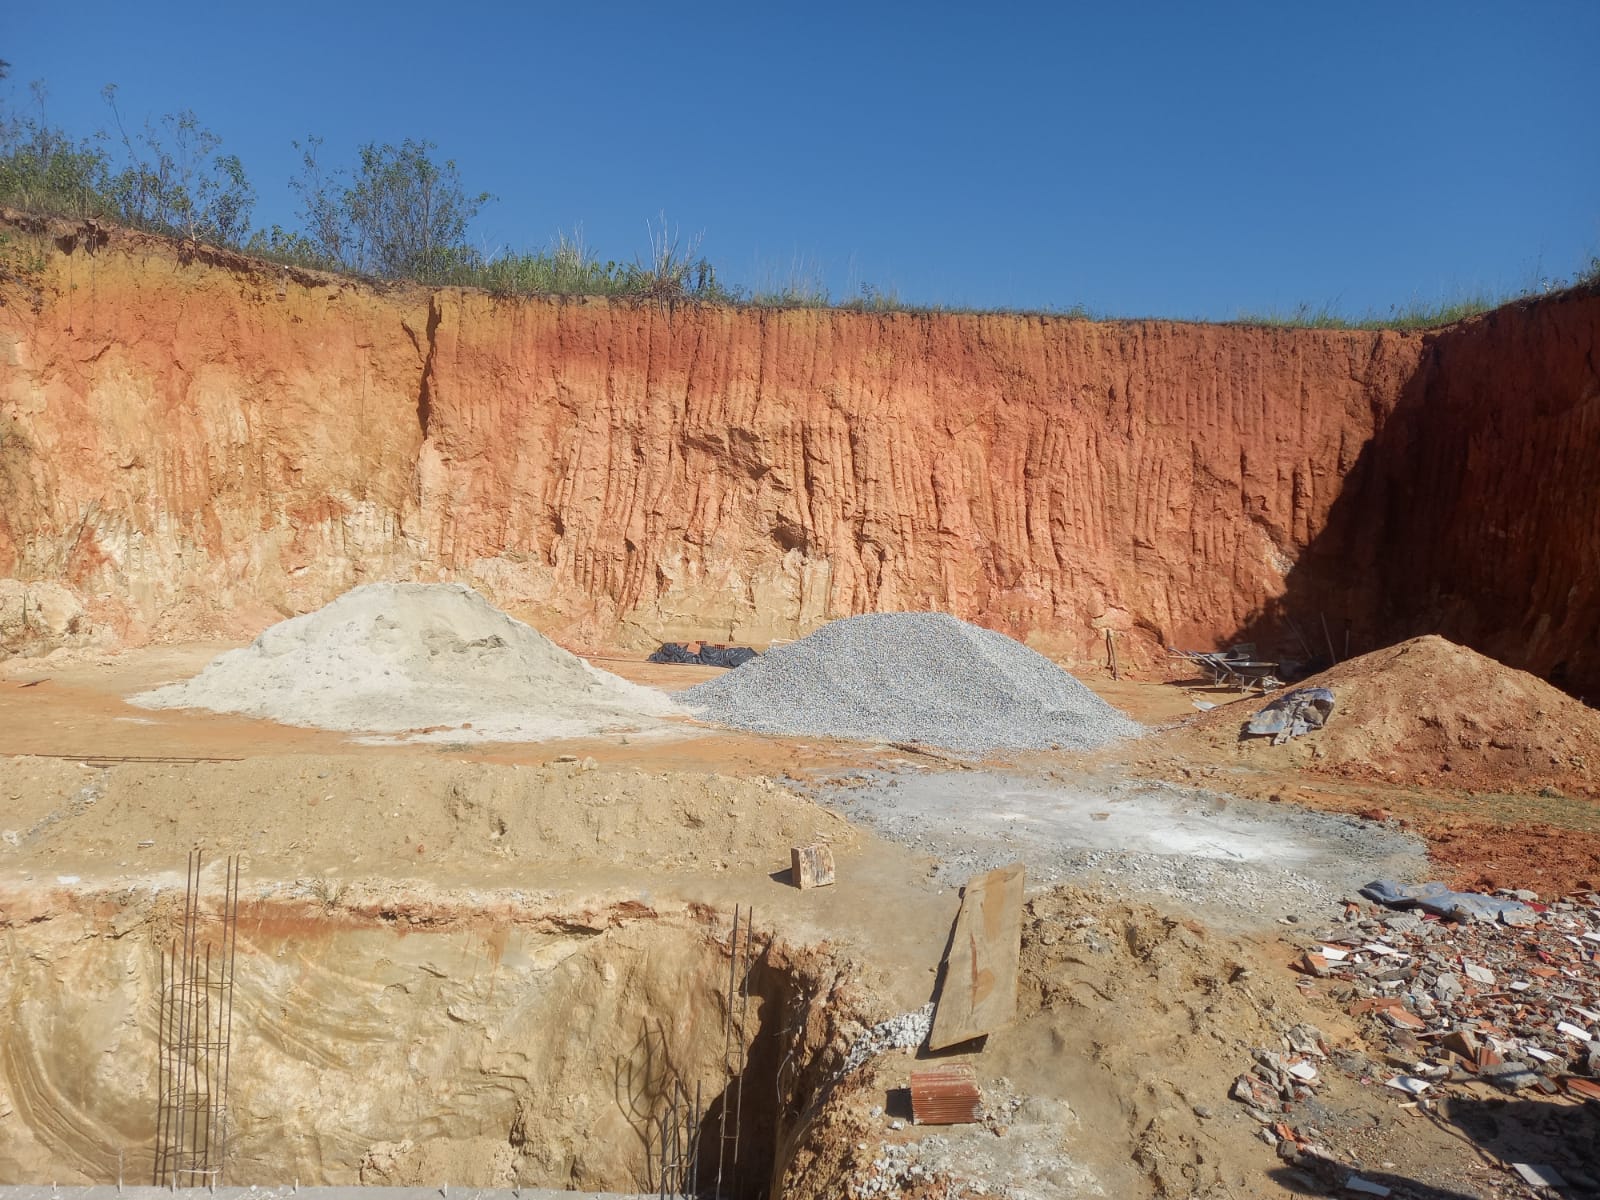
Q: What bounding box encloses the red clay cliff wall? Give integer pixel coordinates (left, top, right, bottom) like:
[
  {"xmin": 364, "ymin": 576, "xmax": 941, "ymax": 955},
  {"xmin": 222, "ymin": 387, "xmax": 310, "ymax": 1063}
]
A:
[
  {"xmin": 2, "ymin": 216, "xmax": 1595, "ymax": 691},
  {"xmin": 1375, "ymin": 291, "xmax": 1600, "ymax": 696}
]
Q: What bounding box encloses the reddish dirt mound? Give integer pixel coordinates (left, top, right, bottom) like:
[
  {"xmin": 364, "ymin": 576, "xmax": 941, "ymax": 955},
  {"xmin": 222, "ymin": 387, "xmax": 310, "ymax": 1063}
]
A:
[
  {"xmin": 1168, "ymin": 635, "xmax": 1600, "ymax": 796},
  {"xmin": 1427, "ymin": 820, "xmax": 1600, "ymax": 896}
]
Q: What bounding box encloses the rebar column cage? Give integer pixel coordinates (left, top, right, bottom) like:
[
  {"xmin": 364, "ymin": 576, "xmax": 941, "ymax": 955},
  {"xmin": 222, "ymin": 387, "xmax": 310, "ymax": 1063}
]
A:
[
  {"xmin": 153, "ymin": 851, "xmax": 240, "ymax": 1186},
  {"xmin": 713, "ymin": 904, "xmax": 756, "ymax": 1200},
  {"xmin": 656, "ymin": 1077, "xmax": 703, "ymax": 1200}
]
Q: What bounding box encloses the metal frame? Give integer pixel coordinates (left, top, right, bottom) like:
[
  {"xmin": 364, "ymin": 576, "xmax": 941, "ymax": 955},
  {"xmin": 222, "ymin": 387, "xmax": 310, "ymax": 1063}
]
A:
[
  {"xmin": 712, "ymin": 905, "xmax": 755, "ymax": 1200},
  {"xmin": 153, "ymin": 852, "xmax": 240, "ymax": 1187}
]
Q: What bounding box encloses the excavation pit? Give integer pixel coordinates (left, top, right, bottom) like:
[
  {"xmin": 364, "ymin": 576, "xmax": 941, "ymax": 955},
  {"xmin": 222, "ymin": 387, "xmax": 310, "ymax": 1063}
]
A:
[{"xmin": 0, "ymin": 886, "xmax": 848, "ymax": 1199}]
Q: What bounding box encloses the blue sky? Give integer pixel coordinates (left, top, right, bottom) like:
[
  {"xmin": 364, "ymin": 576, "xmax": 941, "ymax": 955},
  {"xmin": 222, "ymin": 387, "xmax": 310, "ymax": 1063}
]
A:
[{"xmin": 7, "ymin": 1, "xmax": 1598, "ymax": 318}]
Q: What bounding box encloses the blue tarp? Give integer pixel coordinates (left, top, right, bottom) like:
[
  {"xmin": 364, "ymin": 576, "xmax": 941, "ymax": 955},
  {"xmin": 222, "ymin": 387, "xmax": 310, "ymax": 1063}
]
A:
[{"xmin": 1360, "ymin": 879, "xmax": 1538, "ymax": 924}]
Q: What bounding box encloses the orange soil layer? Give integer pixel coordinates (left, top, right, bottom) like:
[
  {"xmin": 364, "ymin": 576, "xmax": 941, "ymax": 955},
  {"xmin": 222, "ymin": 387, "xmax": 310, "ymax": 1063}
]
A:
[
  {"xmin": 0, "ymin": 214, "xmax": 1414, "ymax": 666},
  {"xmin": 6, "ymin": 218, "xmax": 1596, "ymax": 689}
]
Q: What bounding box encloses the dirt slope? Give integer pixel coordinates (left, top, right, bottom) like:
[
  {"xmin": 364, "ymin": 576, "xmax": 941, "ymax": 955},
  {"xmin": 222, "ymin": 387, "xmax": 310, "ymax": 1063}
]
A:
[
  {"xmin": 0, "ymin": 754, "xmax": 856, "ymax": 878},
  {"xmin": 1167, "ymin": 635, "xmax": 1600, "ymax": 795}
]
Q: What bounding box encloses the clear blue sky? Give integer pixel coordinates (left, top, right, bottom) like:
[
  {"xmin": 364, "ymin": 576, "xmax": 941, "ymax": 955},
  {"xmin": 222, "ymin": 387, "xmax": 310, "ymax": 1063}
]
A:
[{"xmin": 7, "ymin": 1, "xmax": 1598, "ymax": 318}]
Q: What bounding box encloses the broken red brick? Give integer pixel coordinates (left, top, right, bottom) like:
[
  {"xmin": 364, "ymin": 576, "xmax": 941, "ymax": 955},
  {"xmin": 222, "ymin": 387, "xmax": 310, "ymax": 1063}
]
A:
[
  {"xmin": 1293, "ymin": 952, "xmax": 1331, "ymax": 977},
  {"xmin": 1351, "ymin": 997, "xmax": 1405, "ymax": 1015},
  {"xmin": 1563, "ymin": 1077, "xmax": 1600, "ymax": 1101}
]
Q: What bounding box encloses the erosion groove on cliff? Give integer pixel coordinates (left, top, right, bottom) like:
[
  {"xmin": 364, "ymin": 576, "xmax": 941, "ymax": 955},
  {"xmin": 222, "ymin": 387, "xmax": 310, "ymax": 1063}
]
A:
[
  {"xmin": 1, "ymin": 216, "xmax": 1596, "ymax": 694},
  {"xmin": 0, "ymin": 889, "xmax": 857, "ymax": 1197}
]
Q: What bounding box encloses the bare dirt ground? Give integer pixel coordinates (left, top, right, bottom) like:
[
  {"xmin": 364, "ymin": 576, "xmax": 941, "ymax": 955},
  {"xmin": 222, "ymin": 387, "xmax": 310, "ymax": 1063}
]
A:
[
  {"xmin": 1128, "ymin": 648, "xmax": 1600, "ymax": 898},
  {"xmin": 3, "ymin": 642, "xmax": 1599, "ymax": 1198}
]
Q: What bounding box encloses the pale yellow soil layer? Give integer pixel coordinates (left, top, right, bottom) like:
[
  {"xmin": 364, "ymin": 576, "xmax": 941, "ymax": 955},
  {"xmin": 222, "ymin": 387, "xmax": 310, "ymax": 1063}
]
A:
[{"xmin": 0, "ymin": 754, "xmax": 856, "ymax": 879}]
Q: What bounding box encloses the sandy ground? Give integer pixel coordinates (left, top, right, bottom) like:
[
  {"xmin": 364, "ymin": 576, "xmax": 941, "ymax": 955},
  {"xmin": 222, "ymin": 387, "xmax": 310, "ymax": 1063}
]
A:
[{"xmin": 3, "ymin": 643, "xmax": 1599, "ymax": 1197}]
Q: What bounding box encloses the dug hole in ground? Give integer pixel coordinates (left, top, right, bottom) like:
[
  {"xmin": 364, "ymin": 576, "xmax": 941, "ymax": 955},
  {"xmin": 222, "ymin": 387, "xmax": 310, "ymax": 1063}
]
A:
[{"xmin": 2, "ymin": 584, "xmax": 1598, "ymax": 1199}]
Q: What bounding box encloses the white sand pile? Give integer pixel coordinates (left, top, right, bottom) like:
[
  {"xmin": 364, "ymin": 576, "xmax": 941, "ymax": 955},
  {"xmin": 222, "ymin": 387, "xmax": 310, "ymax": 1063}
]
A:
[
  {"xmin": 683, "ymin": 611, "xmax": 1142, "ymax": 753},
  {"xmin": 133, "ymin": 583, "xmax": 680, "ymax": 743}
]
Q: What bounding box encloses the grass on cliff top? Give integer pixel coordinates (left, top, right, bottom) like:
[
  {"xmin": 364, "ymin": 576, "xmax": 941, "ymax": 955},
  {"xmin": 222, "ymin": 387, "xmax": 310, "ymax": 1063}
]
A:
[
  {"xmin": 1234, "ymin": 294, "xmax": 1509, "ymax": 331},
  {"xmin": 6, "ymin": 201, "xmax": 1598, "ymax": 331}
]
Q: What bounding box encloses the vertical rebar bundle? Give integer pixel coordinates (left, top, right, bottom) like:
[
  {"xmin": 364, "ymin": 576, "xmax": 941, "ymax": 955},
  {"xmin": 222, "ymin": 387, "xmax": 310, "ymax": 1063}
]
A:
[
  {"xmin": 153, "ymin": 851, "xmax": 240, "ymax": 1187},
  {"xmin": 714, "ymin": 904, "xmax": 755, "ymax": 1200},
  {"xmin": 655, "ymin": 1077, "xmax": 703, "ymax": 1200}
]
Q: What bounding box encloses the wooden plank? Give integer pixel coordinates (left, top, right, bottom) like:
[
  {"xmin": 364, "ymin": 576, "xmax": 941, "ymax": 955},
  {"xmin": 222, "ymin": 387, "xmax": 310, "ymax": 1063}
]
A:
[{"xmin": 928, "ymin": 862, "xmax": 1025, "ymax": 1050}]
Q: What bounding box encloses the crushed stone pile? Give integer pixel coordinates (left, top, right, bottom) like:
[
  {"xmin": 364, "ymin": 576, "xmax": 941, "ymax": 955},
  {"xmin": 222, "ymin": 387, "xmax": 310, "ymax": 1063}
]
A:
[
  {"xmin": 681, "ymin": 611, "xmax": 1142, "ymax": 753},
  {"xmin": 133, "ymin": 582, "xmax": 679, "ymax": 743},
  {"xmin": 1177, "ymin": 635, "xmax": 1600, "ymax": 795}
]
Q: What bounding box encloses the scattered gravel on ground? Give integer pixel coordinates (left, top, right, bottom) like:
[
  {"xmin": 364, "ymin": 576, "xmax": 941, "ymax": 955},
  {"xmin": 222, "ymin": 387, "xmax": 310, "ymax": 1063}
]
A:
[
  {"xmin": 842, "ymin": 1003, "xmax": 935, "ymax": 1074},
  {"xmin": 133, "ymin": 583, "xmax": 678, "ymax": 742},
  {"xmin": 817, "ymin": 767, "xmax": 1429, "ymax": 929},
  {"xmin": 682, "ymin": 612, "xmax": 1142, "ymax": 753},
  {"xmin": 850, "ymin": 1092, "xmax": 1100, "ymax": 1199}
]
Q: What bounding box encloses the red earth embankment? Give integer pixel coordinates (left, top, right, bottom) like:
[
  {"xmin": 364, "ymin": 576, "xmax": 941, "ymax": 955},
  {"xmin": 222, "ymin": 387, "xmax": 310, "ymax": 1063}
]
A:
[
  {"xmin": 1, "ymin": 215, "xmax": 1596, "ymax": 692},
  {"xmin": 1375, "ymin": 292, "xmax": 1600, "ymax": 695}
]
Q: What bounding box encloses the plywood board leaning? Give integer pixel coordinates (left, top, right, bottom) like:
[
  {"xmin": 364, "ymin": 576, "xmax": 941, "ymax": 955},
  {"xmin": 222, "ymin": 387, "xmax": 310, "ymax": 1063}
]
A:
[{"xmin": 928, "ymin": 861, "xmax": 1025, "ymax": 1050}]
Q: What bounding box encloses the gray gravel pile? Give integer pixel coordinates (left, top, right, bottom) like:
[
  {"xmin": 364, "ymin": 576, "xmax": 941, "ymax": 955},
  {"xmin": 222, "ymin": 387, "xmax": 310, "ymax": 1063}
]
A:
[{"xmin": 682, "ymin": 612, "xmax": 1141, "ymax": 753}]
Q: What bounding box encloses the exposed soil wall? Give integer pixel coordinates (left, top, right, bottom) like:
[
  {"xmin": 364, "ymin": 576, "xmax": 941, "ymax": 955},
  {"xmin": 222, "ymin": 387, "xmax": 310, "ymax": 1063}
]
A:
[
  {"xmin": 2, "ymin": 215, "xmax": 1597, "ymax": 690},
  {"xmin": 0, "ymin": 886, "xmax": 845, "ymax": 1195},
  {"xmin": 1251, "ymin": 287, "xmax": 1600, "ymax": 697},
  {"xmin": 1374, "ymin": 291, "xmax": 1600, "ymax": 695}
]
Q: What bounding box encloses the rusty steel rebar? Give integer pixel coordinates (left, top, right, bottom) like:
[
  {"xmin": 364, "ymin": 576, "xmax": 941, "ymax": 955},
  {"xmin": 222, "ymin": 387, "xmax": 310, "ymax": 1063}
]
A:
[
  {"xmin": 731, "ymin": 910, "xmax": 753, "ymax": 1187},
  {"xmin": 153, "ymin": 851, "xmax": 240, "ymax": 1187},
  {"xmin": 714, "ymin": 905, "xmax": 759, "ymax": 1200},
  {"xmin": 655, "ymin": 1076, "xmax": 702, "ymax": 1199}
]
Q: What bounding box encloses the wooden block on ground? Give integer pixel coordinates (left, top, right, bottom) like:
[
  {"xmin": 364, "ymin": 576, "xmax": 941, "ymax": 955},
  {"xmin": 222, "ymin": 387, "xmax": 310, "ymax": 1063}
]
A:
[
  {"xmin": 791, "ymin": 844, "xmax": 835, "ymax": 889},
  {"xmin": 928, "ymin": 862, "xmax": 1025, "ymax": 1050},
  {"xmin": 910, "ymin": 1063, "xmax": 982, "ymax": 1125}
]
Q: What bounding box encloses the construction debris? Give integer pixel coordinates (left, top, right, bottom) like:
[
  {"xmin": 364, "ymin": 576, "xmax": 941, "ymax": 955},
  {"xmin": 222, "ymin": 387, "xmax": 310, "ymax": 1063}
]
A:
[
  {"xmin": 1344, "ymin": 1175, "xmax": 1393, "ymax": 1197},
  {"xmin": 1244, "ymin": 686, "xmax": 1335, "ymax": 744},
  {"xmin": 1291, "ymin": 888, "xmax": 1600, "ymax": 1098},
  {"xmin": 790, "ymin": 844, "xmax": 835, "ymax": 889},
  {"xmin": 1511, "ymin": 1163, "xmax": 1568, "ymax": 1189},
  {"xmin": 929, "ymin": 863, "xmax": 1025, "ymax": 1051},
  {"xmin": 1359, "ymin": 878, "xmax": 1539, "ymax": 925},
  {"xmin": 1229, "ymin": 885, "xmax": 1600, "ymax": 1193},
  {"xmin": 910, "ymin": 1064, "xmax": 982, "ymax": 1125},
  {"xmin": 647, "ymin": 642, "xmax": 758, "ymax": 668}
]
